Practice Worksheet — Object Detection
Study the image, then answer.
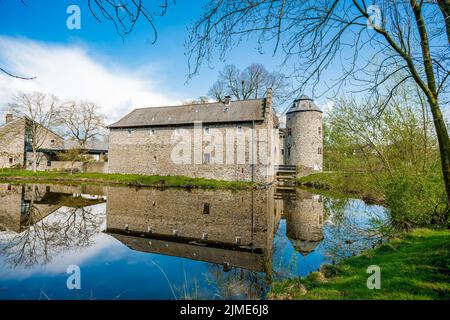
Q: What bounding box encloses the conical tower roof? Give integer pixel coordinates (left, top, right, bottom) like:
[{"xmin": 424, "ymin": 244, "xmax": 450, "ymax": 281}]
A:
[{"xmin": 286, "ymin": 95, "xmax": 322, "ymax": 114}]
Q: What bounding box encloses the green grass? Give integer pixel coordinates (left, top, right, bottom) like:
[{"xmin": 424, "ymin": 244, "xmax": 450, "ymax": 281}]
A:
[
  {"xmin": 268, "ymin": 228, "xmax": 450, "ymax": 300},
  {"xmin": 0, "ymin": 169, "xmax": 254, "ymax": 190},
  {"xmin": 297, "ymin": 172, "xmax": 385, "ymax": 204}
]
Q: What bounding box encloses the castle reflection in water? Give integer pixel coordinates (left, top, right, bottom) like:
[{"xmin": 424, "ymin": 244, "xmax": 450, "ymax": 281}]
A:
[{"xmin": 0, "ymin": 183, "xmax": 324, "ymax": 276}]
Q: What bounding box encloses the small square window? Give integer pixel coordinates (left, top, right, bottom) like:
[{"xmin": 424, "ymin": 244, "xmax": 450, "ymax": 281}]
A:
[
  {"xmin": 128, "ymin": 129, "xmax": 132, "ymax": 136},
  {"xmin": 318, "ymin": 127, "xmax": 322, "ymax": 135},
  {"xmin": 150, "ymin": 128, "xmax": 156, "ymax": 135},
  {"xmin": 318, "ymin": 147, "xmax": 322, "ymax": 155},
  {"xmin": 204, "ymin": 127, "xmax": 210, "ymax": 135},
  {"xmin": 235, "ymin": 237, "xmax": 242, "ymax": 245},
  {"xmin": 237, "ymin": 126, "xmax": 242, "ymax": 134},
  {"xmin": 202, "ymin": 203, "xmax": 210, "ymax": 215},
  {"xmin": 202, "ymin": 232, "xmax": 208, "ymax": 240},
  {"xmin": 203, "ymin": 153, "xmax": 211, "ymax": 164},
  {"xmin": 50, "ymin": 139, "xmax": 55, "ymax": 145},
  {"xmin": 9, "ymin": 158, "xmax": 13, "ymax": 164}
]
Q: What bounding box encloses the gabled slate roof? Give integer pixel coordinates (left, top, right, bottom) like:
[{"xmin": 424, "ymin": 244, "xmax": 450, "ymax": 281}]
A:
[{"xmin": 108, "ymin": 99, "xmax": 267, "ymax": 128}]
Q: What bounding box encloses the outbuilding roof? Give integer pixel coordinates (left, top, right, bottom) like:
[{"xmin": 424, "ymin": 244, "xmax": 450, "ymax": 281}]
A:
[{"xmin": 108, "ymin": 99, "xmax": 267, "ymax": 128}]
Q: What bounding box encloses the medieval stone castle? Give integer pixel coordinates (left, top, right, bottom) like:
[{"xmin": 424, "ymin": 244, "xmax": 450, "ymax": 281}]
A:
[
  {"xmin": 107, "ymin": 89, "xmax": 323, "ymax": 183},
  {"xmin": 0, "ymin": 89, "xmax": 323, "ymax": 183}
]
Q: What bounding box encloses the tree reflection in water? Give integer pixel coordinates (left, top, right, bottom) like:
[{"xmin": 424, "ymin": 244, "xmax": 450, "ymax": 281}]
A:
[
  {"xmin": 0, "ymin": 184, "xmax": 105, "ymax": 268},
  {"xmin": 204, "ymin": 265, "xmax": 266, "ymax": 300},
  {"xmin": 321, "ymin": 197, "xmax": 388, "ymax": 261}
]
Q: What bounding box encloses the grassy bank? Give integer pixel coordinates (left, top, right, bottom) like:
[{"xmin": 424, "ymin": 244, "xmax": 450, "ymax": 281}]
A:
[
  {"xmin": 269, "ymin": 228, "xmax": 450, "ymax": 300},
  {"xmin": 0, "ymin": 169, "xmax": 254, "ymax": 189},
  {"xmin": 297, "ymin": 172, "xmax": 385, "ymax": 204}
]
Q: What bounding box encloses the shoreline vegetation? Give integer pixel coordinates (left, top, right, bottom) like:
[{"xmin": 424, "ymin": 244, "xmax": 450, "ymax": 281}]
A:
[
  {"xmin": 296, "ymin": 172, "xmax": 385, "ymax": 204},
  {"xmin": 271, "ymin": 171, "xmax": 450, "ymax": 300},
  {"xmin": 0, "ymin": 169, "xmax": 254, "ymax": 190},
  {"xmin": 268, "ymin": 228, "xmax": 450, "ymax": 300}
]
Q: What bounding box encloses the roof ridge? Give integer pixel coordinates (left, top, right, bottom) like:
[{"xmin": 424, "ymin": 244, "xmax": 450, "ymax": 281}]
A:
[{"xmin": 133, "ymin": 98, "xmax": 265, "ymax": 111}]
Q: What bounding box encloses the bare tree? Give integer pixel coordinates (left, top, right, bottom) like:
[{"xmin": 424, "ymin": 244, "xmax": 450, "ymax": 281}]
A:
[
  {"xmin": 8, "ymin": 92, "xmax": 61, "ymax": 172},
  {"xmin": 182, "ymin": 96, "xmax": 211, "ymax": 105},
  {"xmin": 208, "ymin": 63, "xmax": 288, "ymax": 107},
  {"xmin": 186, "ymin": 0, "xmax": 450, "ymax": 204},
  {"xmin": 60, "ymin": 101, "xmax": 105, "ymax": 148},
  {"xmin": 87, "ymin": 0, "xmax": 173, "ymax": 41}
]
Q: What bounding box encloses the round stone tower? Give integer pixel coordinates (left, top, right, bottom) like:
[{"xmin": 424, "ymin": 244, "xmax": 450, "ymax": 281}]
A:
[{"xmin": 285, "ymin": 95, "xmax": 323, "ymax": 176}]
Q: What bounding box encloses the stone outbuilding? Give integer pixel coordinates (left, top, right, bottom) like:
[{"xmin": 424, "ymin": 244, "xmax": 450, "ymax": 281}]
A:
[{"xmin": 0, "ymin": 115, "xmax": 108, "ymax": 171}]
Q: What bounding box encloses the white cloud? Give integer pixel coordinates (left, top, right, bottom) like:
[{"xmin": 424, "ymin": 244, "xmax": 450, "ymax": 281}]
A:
[{"xmin": 0, "ymin": 36, "xmax": 174, "ymax": 123}]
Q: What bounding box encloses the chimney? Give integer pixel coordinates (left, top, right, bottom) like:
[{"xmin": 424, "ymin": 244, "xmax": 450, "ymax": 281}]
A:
[
  {"xmin": 224, "ymin": 96, "xmax": 231, "ymax": 105},
  {"xmin": 265, "ymin": 88, "xmax": 273, "ymax": 116},
  {"xmin": 5, "ymin": 114, "xmax": 13, "ymax": 124}
]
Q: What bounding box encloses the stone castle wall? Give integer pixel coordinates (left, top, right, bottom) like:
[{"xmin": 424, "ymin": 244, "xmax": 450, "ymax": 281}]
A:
[{"xmin": 108, "ymin": 121, "xmax": 278, "ymax": 184}]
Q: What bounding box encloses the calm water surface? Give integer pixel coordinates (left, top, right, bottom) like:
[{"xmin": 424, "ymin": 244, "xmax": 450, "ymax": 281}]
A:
[{"xmin": 0, "ymin": 183, "xmax": 388, "ymax": 300}]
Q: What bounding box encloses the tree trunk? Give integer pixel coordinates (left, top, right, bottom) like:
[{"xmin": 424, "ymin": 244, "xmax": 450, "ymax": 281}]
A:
[
  {"xmin": 429, "ymin": 99, "xmax": 450, "ymax": 204},
  {"xmin": 438, "ymin": 0, "xmax": 450, "ymax": 43},
  {"xmin": 32, "ymin": 149, "xmax": 37, "ymax": 173},
  {"xmin": 411, "ymin": 0, "xmax": 450, "ymax": 205}
]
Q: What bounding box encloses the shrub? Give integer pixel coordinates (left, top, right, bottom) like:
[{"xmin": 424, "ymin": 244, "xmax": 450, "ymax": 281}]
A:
[{"xmin": 384, "ymin": 173, "xmax": 448, "ymax": 229}]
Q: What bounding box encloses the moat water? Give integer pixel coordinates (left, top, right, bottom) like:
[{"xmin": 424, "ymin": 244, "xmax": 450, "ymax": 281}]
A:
[{"xmin": 0, "ymin": 183, "xmax": 388, "ymax": 300}]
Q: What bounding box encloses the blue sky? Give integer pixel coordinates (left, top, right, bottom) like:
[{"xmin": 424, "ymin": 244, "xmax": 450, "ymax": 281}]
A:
[
  {"xmin": 2, "ymin": 1, "xmax": 445, "ymax": 123},
  {"xmin": 0, "ymin": 0, "xmax": 301, "ymax": 121}
]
